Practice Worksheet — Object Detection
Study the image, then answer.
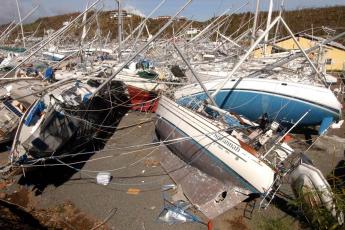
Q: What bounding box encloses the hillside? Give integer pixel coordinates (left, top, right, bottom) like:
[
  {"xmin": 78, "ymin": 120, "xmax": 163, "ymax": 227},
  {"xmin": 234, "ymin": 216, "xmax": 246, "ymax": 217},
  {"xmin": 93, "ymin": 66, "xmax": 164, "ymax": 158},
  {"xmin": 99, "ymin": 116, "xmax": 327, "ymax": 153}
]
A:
[{"xmin": 0, "ymin": 6, "xmax": 344, "ymax": 44}]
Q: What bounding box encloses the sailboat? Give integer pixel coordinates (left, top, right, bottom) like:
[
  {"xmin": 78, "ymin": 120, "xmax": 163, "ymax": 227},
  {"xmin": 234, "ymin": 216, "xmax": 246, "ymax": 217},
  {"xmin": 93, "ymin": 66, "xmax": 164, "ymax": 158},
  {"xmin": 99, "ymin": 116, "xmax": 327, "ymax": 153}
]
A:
[
  {"xmin": 156, "ymin": 95, "xmax": 281, "ymax": 194},
  {"xmin": 155, "ymin": 31, "xmax": 343, "ymax": 220},
  {"xmin": 175, "ymin": 77, "xmax": 342, "ymax": 127},
  {"xmin": 155, "ymin": 82, "xmax": 342, "ymax": 222},
  {"xmin": 10, "ymin": 79, "xmax": 126, "ymax": 164},
  {"xmin": 0, "ymin": 79, "xmax": 45, "ymax": 144},
  {"xmin": 174, "ymin": 16, "xmax": 343, "ymax": 129}
]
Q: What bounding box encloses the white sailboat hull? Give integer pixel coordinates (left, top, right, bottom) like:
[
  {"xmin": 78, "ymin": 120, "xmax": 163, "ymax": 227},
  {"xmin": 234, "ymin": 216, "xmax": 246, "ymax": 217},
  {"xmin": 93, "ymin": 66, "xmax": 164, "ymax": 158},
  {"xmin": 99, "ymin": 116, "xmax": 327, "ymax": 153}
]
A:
[{"xmin": 155, "ymin": 96, "xmax": 275, "ymax": 194}]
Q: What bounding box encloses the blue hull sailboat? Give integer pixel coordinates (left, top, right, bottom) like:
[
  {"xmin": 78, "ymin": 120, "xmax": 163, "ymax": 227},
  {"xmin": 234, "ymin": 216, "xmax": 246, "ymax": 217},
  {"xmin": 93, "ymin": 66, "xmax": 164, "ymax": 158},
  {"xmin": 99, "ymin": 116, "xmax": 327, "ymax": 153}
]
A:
[{"xmin": 175, "ymin": 77, "xmax": 342, "ymax": 127}]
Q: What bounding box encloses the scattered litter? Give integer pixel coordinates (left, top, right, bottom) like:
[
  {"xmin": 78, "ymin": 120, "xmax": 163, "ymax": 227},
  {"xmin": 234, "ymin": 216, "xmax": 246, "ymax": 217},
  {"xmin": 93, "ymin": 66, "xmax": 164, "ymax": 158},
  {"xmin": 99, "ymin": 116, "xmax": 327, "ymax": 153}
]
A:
[
  {"xmin": 127, "ymin": 188, "xmax": 141, "ymax": 195},
  {"xmin": 157, "ymin": 200, "xmax": 205, "ymax": 225},
  {"xmin": 158, "ymin": 185, "xmax": 207, "ymax": 227},
  {"xmin": 141, "ymin": 170, "xmax": 146, "ymax": 174},
  {"xmin": 96, "ymin": 172, "xmax": 112, "ymax": 185},
  {"xmin": 161, "ymin": 184, "xmax": 176, "ymax": 191},
  {"xmin": 5, "ymin": 85, "xmax": 12, "ymax": 94},
  {"xmin": 331, "ymin": 120, "xmax": 344, "ymax": 129}
]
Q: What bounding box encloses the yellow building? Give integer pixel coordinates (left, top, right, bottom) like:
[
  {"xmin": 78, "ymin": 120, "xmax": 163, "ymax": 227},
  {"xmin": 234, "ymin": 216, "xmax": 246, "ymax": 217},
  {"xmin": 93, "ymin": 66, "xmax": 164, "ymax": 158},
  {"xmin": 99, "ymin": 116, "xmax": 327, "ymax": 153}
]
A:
[{"xmin": 253, "ymin": 33, "xmax": 345, "ymax": 72}]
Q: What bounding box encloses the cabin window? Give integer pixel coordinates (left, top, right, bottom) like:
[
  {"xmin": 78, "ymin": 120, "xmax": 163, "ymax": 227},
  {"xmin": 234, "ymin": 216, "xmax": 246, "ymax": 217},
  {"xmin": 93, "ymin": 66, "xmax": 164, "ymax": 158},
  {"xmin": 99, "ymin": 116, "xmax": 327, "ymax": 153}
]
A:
[{"xmin": 326, "ymin": 58, "xmax": 333, "ymax": 65}]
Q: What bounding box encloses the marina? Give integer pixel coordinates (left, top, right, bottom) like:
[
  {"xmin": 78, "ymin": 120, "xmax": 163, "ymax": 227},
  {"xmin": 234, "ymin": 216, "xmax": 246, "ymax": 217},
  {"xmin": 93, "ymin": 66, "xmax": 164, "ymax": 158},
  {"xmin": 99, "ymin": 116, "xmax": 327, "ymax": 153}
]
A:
[{"xmin": 0, "ymin": 0, "xmax": 345, "ymax": 229}]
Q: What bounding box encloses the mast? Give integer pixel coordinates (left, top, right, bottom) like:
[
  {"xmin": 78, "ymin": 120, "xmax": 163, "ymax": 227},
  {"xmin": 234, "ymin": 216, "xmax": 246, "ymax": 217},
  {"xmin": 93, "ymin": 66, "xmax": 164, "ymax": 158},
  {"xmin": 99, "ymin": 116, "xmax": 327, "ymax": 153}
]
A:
[
  {"xmin": 15, "ymin": 0, "xmax": 26, "ymax": 47},
  {"xmin": 117, "ymin": 0, "xmax": 122, "ymax": 61},
  {"xmin": 2, "ymin": 0, "xmax": 102, "ymax": 78},
  {"xmin": 0, "ymin": 5, "xmax": 39, "ymax": 44},
  {"xmin": 210, "ymin": 16, "xmax": 281, "ymax": 99},
  {"xmin": 251, "ymin": 0, "xmax": 260, "ymax": 46},
  {"xmin": 0, "ymin": 21, "xmax": 15, "ymax": 38},
  {"xmin": 92, "ymin": 0, "xmax": 193, "ymax": 96},
  {"xmin": 273, "ymin": 0, "xmax": 284, "ymax": 44},
  {"xmin": 123, "ymin": 0, "xmax": 166, "ymax": 49},
  {"xmin": 263, "ymin": 0, "xmax": 273, "ymax": 55},
  {"xmin": 190, "ymin": 2, "xmax": 248, "ymax": 44},
  {"xmin": 173, "ymin": 43, "xmax": 218, "ymax": 106},
  {"xmin": 81, "ymin": 1, "xmax": 89, "ymax": 45},
  {"xmin": 189, "ymin": 7, "xmax": 231, "ymax": 43}
]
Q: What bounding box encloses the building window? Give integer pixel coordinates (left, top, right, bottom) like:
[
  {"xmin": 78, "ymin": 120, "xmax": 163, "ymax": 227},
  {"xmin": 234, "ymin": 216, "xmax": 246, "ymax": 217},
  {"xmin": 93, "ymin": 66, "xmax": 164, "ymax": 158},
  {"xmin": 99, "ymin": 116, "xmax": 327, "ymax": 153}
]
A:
[{"xmin": 326, "ymin": 58, "xmax": 332, "ymax": 65}]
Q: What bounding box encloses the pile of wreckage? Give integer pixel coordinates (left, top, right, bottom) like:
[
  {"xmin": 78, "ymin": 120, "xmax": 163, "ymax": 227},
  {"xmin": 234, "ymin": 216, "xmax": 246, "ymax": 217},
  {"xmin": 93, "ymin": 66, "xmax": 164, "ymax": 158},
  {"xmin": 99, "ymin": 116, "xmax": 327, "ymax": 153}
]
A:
[{"xmin": 0, "ymin": 0, "xmax": 344, "ymax": 228}]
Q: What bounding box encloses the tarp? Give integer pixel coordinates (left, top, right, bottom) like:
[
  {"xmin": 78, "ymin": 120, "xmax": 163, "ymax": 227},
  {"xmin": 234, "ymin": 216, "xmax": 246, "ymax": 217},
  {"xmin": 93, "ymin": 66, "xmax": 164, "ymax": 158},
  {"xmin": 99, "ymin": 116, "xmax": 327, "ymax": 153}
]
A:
[
  {"xmin": 24, "ymin": 101, "xmax": 45, "ymax": 126},
  {"xmin": 44, "ymin": 67, "xmax": 54, "ymax": 80}
]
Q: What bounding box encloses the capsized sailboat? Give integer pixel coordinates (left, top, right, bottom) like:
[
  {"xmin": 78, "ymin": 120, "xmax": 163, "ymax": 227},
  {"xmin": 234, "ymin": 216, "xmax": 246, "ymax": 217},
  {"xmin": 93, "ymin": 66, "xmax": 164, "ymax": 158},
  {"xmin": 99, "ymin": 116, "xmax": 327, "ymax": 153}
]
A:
[
  {"xmin": 174, "ymin": 16, "xmax": 343, "ymax": 129},
  {"xmin": 155, "ymin": 95, "xmax": 284, "ymax": 219},
  {"xmin": 156, "ymin": 95, "xmax": 289, "ymax": 194},
  {"xmin": 155, "ymin": 95, "xmax": 342, "ymax": 222},
  {"xmin": 175, "ymin": 77, "xmax": 342, "ymax": 127},
  {"xmin": 10, "ymin": 79, "xmax": 126, "ymax": 164}
]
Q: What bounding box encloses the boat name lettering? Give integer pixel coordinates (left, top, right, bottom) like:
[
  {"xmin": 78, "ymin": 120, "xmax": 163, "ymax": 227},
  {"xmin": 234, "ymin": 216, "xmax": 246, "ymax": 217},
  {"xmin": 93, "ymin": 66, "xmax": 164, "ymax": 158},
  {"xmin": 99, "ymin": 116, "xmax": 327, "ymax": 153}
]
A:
[{"xmin": 211, "ymin": 133, "xmax": 240, "ymax": 153}]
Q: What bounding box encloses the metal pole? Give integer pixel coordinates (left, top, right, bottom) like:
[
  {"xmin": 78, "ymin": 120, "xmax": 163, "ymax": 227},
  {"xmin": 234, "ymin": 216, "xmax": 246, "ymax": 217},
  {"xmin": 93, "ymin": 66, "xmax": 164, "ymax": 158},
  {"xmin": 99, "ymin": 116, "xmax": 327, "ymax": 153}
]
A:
[
  {"xmin": 211, "ymin": 16, "xmax": 281, "ymax": 98},
  {"xmin": 0, "ymin": 6, "xmax": 39, "ymax": 43},
  {"xmin": 280, "ymin": 17, "xmax": 327, "ymax": 86},
  {"xmin": 262, "ymin": 110, "xmax": 310, "ymax": 159},
  {"xmin": 126, "ymin": 0, "xmax": 166, "ymax": 49},
  {"xmin": 173, "ymin": 43, "xmax": 218, "ymax": 106},
  {"xmin": 2, "ymin": 0, "xmax": 102, "ymax": 78},
  {"xmin": 193, "ymin": 3, "xmax": 249, "ymax": 45},
  {"xmin": 92, "ymin": 0, "xmax": 193, "ymax": 96},
  {"xmin": 81, "ymin": 1, "xmax": 89, "ymax": 45},
  {"xmin": 15, "ymin": 0, "xmax": 26, "ymax": 48},
  {"xmin": 193, "ymin": 2, "xmax": 249, "ymax": 44},
  {"xmin": 189, "ymin": 7, "xmax": 232, "ymax": 43},
  {"xmin": 0, "ymin": 21, "xmax": 15, "ymax": 38},
  {"xmin": 217, "ymin": 31, "xmax": 241, "ymax": 48},
  {"xmin": 264, "ymin": 0, "xmax": 273, "ymax": 55},
  {"xmin": 251, "ymin": 0, "xmax": 260, "ymax": 46},
  {"xmin": 117, "ymin": 0, "xmax": 122, "ymax": 61},
  {"xmin": 273, "ymin": 0, "xmax": 284, "ymax": 44}
]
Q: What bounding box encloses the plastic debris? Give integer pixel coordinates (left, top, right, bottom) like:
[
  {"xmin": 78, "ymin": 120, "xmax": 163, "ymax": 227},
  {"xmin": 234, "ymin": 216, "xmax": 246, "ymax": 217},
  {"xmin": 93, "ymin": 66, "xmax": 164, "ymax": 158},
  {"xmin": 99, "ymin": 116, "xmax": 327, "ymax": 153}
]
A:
[
  {"xmin": 157, "ymin": 200, "xmax": 202, "ymax": 225},
  {"xmin": 158, "ymin": 184, "xmax": 207, "ymax": 226},
  {"xmin": 161, "ymin": 184, "xmax": 176, "ymax": 191},
  {"xmin": 331, "ymin": 120, "xmax": 344, "ymax": 129},
  {"xmin": 96, "ymin": 172, "xmax": 112, "ymax": 185},
  {"xmin": 44, "ymin": 67, "xmax": 54, "ymax": 80},
  {"xmin": 82, "ymin": 92, "xmax": 92, "ymax": 104}
]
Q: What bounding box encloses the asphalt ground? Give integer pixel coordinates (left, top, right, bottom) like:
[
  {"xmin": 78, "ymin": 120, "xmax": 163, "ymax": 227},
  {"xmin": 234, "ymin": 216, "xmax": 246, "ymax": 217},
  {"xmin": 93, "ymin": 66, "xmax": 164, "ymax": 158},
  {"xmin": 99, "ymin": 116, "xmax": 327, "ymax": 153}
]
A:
[{"xmin": 0, "ymin": 110, "xmax": 344, "ymax": 229}]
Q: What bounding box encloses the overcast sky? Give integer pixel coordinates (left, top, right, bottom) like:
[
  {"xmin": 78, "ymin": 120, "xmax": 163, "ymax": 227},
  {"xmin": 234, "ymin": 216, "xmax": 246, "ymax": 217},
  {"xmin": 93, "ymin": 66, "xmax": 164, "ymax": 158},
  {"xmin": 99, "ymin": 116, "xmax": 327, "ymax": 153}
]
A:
[{"xmin": 1, "ymin": 0, "xmax": 344, "ymax": 25}]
